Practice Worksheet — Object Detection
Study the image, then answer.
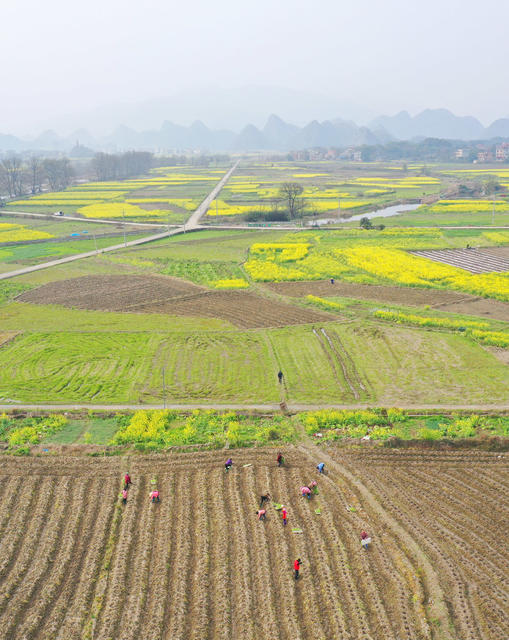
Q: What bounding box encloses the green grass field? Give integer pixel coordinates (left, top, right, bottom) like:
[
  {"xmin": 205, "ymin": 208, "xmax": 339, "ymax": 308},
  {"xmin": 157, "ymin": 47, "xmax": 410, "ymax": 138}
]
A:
[
  {"xmin": 0, "ymin": 317, "xmax": 506, "ymax": 404},
  {"xmin": 0, "ymin": 161, "xmax": 508, "ymax": 408}
]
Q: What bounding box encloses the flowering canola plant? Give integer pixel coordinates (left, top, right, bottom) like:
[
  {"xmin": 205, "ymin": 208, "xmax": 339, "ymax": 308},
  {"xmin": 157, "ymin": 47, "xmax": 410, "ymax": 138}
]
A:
[
  {"xmin": 343, "ymin": 247, "xmax": 509, "ymax": 301},
  {"xmin": 78, "ymin": 202, "xmax": 168, "ymax": 218},
  {"xmin": 428, "ymin": 200, "xmax": 509, "ymax": 213},
  {"xmin": 373, "ymin": 309, "xmax": 489, "ymax": 330},
  {"xmin": 211, "ymin": 278, "xmax": 249, "ymax": 289},
  {"xmin": 0, "ymin": 223, "xmax": 53, "ymax": 242}
]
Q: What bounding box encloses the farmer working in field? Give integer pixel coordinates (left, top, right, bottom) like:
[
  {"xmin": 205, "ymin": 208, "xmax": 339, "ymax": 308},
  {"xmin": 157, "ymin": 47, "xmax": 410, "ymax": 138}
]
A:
[
  {"xmin": 225, "ymin": 458, "xmax": 233, "ymax": 472},
  {"xmin": 256, "ymin": 509, "xmax": 267, "ymax": 521},
  {"xmin": 294, "ymin": 558, "xmax": 302, "ymax": 580},
  {"xmin": 150, "ymin": 489, "xmax": 160, "ymax": 503},
  {"xmin": 277, "ymin": 370, "xmax": 283, "ymax": 383},
  {"xmin": 259, "ymin": 492, "xmax": 271, "ymax": 508},
  {"xmin": 301, "ymin": 486, "xmax": 311, "ymax": 499},
  {"xmin": 122, "ymin": 489, "xmax": 128, "ymax": 505},
  {"xmin": 317, "ymin": 462, "xmax": 325, "ymax": 474},
  {"xmin": 309, "ymin": 480, "xmax": 318, "ymax": 494},
  {"xmin": 361, "ymin": 531, "xmax": 371, "ymax": 550},
  {"xmin": 282, "ymin": 507, "xmax": 288, "ymax": 526},
  {"xmin": 124, "ymin": 472, "xmax": 132, "ymax": 490},
  {"xmin": 277, "ymin": 452, "xmax": 284, "ymax": 467}
]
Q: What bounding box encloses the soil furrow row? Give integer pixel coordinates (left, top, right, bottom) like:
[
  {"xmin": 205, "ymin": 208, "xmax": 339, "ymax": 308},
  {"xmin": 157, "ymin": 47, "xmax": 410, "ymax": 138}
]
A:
[{"xmin": 5, "ymin": 478, "xmax": 82, "ymax": 639}]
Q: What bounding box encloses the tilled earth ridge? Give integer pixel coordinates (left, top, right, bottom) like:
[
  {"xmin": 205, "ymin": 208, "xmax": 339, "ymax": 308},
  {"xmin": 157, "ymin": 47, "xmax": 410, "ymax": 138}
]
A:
[
  {"xmin": 17, "ymin": 274, "xmax": 332, "ymax": 328},
  {"xmin": 0, "ymin": 446, "xmax": 506, "ymax": 639}
]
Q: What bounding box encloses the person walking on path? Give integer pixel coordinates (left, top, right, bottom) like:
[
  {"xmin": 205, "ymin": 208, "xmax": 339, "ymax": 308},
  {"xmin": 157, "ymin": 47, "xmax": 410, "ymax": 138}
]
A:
[
  {"xmin": 317, "ymin": 462, "xmax": 325, "ymax": 474},
  {"xmin": 256, "ymin": 509, "xmax": 267, "ymax": 521},
  {"xmin": 225, "ymin": 458, "xmax": 233, "ymax": 472},
  {"xmin": 122, "ymin": 489, "xmax": 128, "ymax": 505},
  {"xmin": 259, "ymin": 492, "xmax": 271, "ymax": 508},
  {"xmin": 277, "ymin": 452, "xmax": 284, "ymax": 467},
  {"xmin": 124, "ymin": 473, "xmax": 132, "ymax": 490},
  {"xmin": 150, "ymin": 489, "xmax": 160, "ymax": 503},
  {"xmin": 361, "ymin": 530, "xmax": 371, "ymax": 550},
  {"xmin": 294, "ymin": 558, "xmax": 302, "ymax": 580},
  {"xmin": 282, "ymin": 507, "xmax": 288, "ymax": 526},
  {"xmin": 277, "ymin": 370, "xmax": 283, "ymax": 384},
  {"xmin": 301, "ymin": 486, "xmax": 311, "ymax": 499}
]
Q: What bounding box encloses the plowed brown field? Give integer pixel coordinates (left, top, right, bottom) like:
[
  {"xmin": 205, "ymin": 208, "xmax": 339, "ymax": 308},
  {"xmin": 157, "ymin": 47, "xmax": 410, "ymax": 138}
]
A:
[
  {"xmin": 17, "ymin": 274, "xmax": 205, "ymax": 311},
  {"xmin": 265, "ymin": 280, "xmax": 509, "ymax": 322},
  {"xmin": 17, "ymin": 275, "xmax": 330, "ymax": 328},
  {"xmin": 0, "ymin": 447, "xmax": 506, "ymax": 640}
]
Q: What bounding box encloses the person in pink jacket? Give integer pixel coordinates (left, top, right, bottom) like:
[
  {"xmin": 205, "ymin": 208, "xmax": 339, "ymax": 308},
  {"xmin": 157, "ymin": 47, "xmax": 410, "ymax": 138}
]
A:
[
  {"xmin": 301, "ymin": 486, "xmax": 311, "ymax": 499},
  {"xmin": 150, "ymin": 490, "xmax": 160, "ymax": 503}
]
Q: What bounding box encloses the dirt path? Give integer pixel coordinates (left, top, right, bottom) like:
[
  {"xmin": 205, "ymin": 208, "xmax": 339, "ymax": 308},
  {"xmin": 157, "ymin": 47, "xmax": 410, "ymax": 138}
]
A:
[
  {"xmin": 1, "ymin": 402, "xmax": 508, "ymax": 412},
  {"xmin": 295, "ymin": 435, "xmax": 456, "ymax": 639}
]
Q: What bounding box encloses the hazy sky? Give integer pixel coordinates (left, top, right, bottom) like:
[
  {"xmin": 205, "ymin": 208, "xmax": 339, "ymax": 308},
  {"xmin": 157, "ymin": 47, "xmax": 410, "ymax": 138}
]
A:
[{"xmin": 1, "ymin": 0, "xmax": 507, "ymax": 134}]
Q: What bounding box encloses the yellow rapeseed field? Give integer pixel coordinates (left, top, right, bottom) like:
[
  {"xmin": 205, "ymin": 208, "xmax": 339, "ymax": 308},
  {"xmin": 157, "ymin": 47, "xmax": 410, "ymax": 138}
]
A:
[{"xmin": 0, "ymin": 223, "xmax": 53, "ymax": 242}]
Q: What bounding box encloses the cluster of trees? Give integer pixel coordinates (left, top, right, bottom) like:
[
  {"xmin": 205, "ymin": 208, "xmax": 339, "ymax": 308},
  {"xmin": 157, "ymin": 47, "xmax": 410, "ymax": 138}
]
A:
[
  {"xmin": 351, "ymin": 138, "xmax": 509, "ymax": 163},
  {"xmin": 0, "ymin": 156, "xmax": 73, "ymax": 198},
  {"xmin": 91, "ymin": 151, "xmax": 153, "ymax": 181},
  {"xmin": 156, "ymin": 154, "xmax": 230, "ymax": 167},
  {"xmin": 91, "ymin": 151, "xmax": 232, "ymax": 181},
  {"xmin": 245, "ymin": 182, "xmax": 305, "ymax": 222}
]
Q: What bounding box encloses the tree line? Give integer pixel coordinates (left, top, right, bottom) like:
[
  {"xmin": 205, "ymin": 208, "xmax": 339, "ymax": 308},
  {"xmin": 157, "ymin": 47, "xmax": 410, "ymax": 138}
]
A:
[
  {"xmin": 0, "ymin": 156, "xmax": 74, "ymax": 198},
  {"xmin": 0, "ymin": 150, "xmax": 232, "ymax": 199},
  {"xmin": 91, "ymin": 151, "xmax": 230, "ymax": 181}
]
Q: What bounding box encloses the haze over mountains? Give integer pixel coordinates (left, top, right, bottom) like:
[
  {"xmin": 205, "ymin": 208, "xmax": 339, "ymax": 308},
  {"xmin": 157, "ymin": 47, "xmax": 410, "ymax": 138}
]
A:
[{"xmin": 2, "ymin": 109, "xmax": 509, "ymax": 155}]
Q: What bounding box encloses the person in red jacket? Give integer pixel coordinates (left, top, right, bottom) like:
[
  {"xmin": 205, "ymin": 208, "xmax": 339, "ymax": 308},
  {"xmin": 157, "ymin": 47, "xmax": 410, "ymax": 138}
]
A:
[
  {"xmin": 124, "ymin": 473, "xmax": 132, "ymax": 490},
  {"xmin": 361, "ymin": 530, "xmax": 371, "ymax": 549},
  {"xmin": 294, "ymin": 558, "xmax": 302, "ymax": 580},
  {"xmin": 281, "ymin": 507, "xmax": 288, "ymax": 526}
]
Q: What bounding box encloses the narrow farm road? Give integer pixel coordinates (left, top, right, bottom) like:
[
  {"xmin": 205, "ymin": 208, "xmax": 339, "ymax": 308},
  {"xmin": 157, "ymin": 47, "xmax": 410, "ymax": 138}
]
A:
[
  {"xmin": 1, "ymin": 402, "xmax": 508, "ymax": 411},
  {"xmin": 0, "ymin": 161, "xmax": 239, "ymax": 281},
  {"xmin": 0, "ymin": 209, "xmax": 167, "ymax": 229}
]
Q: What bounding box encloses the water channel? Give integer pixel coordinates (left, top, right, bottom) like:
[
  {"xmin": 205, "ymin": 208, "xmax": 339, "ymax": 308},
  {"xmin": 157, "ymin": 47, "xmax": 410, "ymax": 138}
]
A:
[{"xmin": 308, "ymin": 203, "xmax": 422, "ymax": 226}]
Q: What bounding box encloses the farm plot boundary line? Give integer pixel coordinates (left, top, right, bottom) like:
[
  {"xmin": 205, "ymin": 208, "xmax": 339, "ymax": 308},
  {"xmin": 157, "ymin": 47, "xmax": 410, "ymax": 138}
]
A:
[
  {"xmin": 2, "ymin": 402, "xmax": 508, "ymax": 411},
  {"xmin": 0, "ymin": 162, "xmax": 239, "ymax": 282}
]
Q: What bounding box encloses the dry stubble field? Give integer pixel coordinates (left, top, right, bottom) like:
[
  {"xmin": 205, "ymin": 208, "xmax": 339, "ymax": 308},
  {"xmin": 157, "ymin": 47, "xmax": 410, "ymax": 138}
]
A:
[{"xmin": 0, "ymin": 446, "xmax": 506, "ymax": 640}]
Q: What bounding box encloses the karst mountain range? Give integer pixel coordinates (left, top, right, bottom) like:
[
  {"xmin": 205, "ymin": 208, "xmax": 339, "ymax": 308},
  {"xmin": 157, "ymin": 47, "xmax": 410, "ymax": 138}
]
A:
[{"xmin": 2, "ymin": 109, "xmax": 509, "ymax": 154}]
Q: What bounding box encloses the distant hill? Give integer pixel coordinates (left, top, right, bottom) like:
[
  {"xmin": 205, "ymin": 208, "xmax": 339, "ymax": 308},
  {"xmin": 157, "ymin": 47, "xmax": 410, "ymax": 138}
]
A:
[
  {"xmin": 370, "ymin": 109, "xmax": 485, "ymax": 141},
  {"xmin": 1, "ymin": 108, "xmax": 509, "ymax": 153}
]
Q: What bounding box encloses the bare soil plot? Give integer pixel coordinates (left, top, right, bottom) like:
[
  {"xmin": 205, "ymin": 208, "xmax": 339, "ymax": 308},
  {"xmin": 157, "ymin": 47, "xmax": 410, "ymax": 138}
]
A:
[
  {"xmin": 328, "ymin": 446, "xmax": 509, "ymax": 640},
  {"xmin": 146, "ymin": 291, "xmax": 331, "ymax": 329},
  {"xmin": 266, "ymin": 280, "xmax": 509, "ymax": 322},
  {"xmin": 17, "ymin": 274, "xmax": 204, "ymax": 311},
  {"xmin": 410, "ymin": 247, "xmax": 509, "ymax": 273},
  {"xmin": 18, "ymin": 275, "xmax": 331, "ymax": 329},
  {"xmin": 266, "ymin": 279, "xmax": 468, "ymax": 305},
  {"xmin": 0, "ymin": 447, "xmax": 506, "ymax": 640}
]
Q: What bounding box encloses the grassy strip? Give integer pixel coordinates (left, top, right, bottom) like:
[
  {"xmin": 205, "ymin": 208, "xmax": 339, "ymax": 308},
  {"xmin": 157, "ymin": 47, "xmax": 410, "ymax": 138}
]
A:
[
  {"xmin": 373, "ymin": 309, "xmax": 489, "ymax": 330},
  {"xmin": 299, "ymin": 409, "xmax": 509, "ymax": 441},
  {"xmin": 374, "ymin": 309, "xmax": 509, "ymax": 347}
]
